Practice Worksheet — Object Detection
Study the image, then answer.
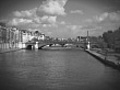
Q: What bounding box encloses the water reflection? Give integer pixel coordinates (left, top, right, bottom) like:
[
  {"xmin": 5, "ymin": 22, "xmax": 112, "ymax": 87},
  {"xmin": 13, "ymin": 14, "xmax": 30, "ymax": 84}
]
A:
[
  {"xmin": 0, "ymin": 49, "xmax": 120, "ymax": 90},
  {"xmin": 42, "ymin": 51, "xmax": 67, "ymax": 89}
]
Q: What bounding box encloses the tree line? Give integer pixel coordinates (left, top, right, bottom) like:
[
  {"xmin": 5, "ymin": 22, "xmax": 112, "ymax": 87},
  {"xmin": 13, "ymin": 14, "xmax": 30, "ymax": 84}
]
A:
[{"xmin": 102, "ymin": 27, "xmax": 120, "ymax": 52}]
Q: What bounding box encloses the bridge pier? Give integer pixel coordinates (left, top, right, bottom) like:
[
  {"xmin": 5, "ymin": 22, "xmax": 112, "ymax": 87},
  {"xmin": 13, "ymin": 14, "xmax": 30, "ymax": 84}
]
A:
[
  {"xmin": 87, "ymin": 41, "xmax": 90, "ymax": 50},
  {"xmin": 35, "ymin": 42, "xmax": 38, "ymax": 49},
  {"xmin": 18, "ymin": 42, "xmax": 23, "ymax": 48},
  {"xmin": 22, "ymin": 43, "xmax": 26, "ymax": 49}
]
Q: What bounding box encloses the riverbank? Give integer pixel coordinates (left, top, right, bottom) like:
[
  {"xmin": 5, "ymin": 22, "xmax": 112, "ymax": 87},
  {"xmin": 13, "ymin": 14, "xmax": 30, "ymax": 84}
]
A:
[
  {"xmin": 0, "ymin": 48, "xmax": 22, "ymax": 54},
  {"xmin": 86, "ymin": 49, "xmax": 120, "ymax": 71}
]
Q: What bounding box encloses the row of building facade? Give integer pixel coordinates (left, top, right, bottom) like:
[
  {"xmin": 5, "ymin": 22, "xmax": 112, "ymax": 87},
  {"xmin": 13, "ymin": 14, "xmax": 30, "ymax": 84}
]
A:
[{"xmin": 0, "ymin": 25, "xmax": 46, "ymax": 50}]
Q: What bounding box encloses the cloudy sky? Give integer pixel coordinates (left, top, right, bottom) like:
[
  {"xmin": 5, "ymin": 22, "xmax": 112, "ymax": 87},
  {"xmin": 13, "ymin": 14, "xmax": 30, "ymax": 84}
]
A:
[{"xmin": 0, "ymin": 0, "xmax": 120, "ymax": 38}]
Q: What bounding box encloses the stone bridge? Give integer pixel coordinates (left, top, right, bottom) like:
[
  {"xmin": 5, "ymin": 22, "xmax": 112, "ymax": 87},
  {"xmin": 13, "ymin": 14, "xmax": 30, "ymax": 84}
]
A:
[{"xmin": 25, "ymin": 40, "xmax": 87, "ymax": 49}]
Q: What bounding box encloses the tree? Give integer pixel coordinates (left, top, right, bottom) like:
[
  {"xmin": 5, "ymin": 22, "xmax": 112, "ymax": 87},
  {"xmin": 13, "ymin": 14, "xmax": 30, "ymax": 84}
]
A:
[
  {"xmin": 102, "ymin": 27, "xmax": 120, "ymax": 52},
  {"xmin": 0, "ymin": 22, "xmax": 6, "ymax": 27},
  {"xmin": 102, "ymin": 30, "xmax": 114, "ymax": 48},
  {"xmin": 34, "ymin": 31, "xmax": 39, "ymax": 34}
]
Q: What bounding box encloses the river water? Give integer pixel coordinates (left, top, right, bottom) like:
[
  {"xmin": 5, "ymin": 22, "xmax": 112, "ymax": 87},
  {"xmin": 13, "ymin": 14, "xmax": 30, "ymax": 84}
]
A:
[{"xmin": 0, "ymin": 47, "xmax": 120, "ymax": 90}]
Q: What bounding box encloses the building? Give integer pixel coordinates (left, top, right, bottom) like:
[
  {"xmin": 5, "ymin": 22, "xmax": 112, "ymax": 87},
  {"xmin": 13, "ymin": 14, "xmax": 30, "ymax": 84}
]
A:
[
  {"xmin": 34, "ymin": 31, "xmax": 45, "ymax": 41},
  {"xmin": 21, "ymin": 30, "xmax": 30, "ymax": 43},
  {"xmin": 38, "ymin": 33, "xmax": 45, "ymax": 40},
  {"xmin": 0, "ymin": 25, "xmax": 24, "ymax": 49},
  {"xmin": 80, "ymin": 36, "xmax": 87, "ymax": 42},
  {"xmin": 76, "ymin": 36, "xmax": 81, "ymax": 42}
]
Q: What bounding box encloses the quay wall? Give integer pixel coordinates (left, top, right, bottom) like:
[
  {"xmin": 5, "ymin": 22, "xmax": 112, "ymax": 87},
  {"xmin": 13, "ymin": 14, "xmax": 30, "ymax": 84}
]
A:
[
  {"xmin": 86, "ymin": 49, "xmax": 120, "ymax": 71},
  {"xmin": 0, "ymin": 48, "xmax": 22, "ymax": 54}
]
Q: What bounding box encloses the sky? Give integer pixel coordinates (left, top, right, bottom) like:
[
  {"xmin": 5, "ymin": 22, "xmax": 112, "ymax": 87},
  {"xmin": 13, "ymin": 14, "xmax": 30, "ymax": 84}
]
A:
[{"xmin": 0, "ymin": 0, "xmax": 120, "ymax": 38}]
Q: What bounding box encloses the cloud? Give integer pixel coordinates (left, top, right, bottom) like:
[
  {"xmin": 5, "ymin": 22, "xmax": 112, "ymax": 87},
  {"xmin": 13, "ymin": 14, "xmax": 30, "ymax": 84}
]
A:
[
  {"xmin": 81, "ymin": 25, "xmax": 102, "ymax": 31},
  {"xmin": 108, "ymin": 11, "xmax": 120, "ymax": 21},
  {"xmin": 85, "ymin": 11, "xmax": 120, "ymax": 23},
  {"xmin": 12, "ymin": 10, "xmax": 58, "ymax": 28},
  {"xmin": 13, "ymin": 8, "xmax": 37, "ymax": 18},
  {"xmin": 70, "ymin": 10, "xmax": 83, "ymax": 14},
  {"xmin": 40, "ymin": 15, "xmax": 58, "ymax": 27},
  {"xmin": 42, "ymin": 23, "xmax": 58, "ymax": 28},
  {"xmin": 94, "ymin": 13, "xmax": 109, "ymax": 22},
  {"xmin": 60, "ymin": 21, "xmax": 66, "ymax": 25},
  {"xmin": 84, "ymin": 19, "xmax": 93, "ymax": 23},
  {"xmin": 65, "ymin": 24, "xmax": 87, "ymax": 36},
  {"xmin": 94, "ymin": 11, "xmax": 120, "ymax": 32},
  {"xmin": 9, "ymin": 16, "xmax": 58, "ymax": 28},
  {"xmin": 67, "ymin": 25, "xmax": 77, "ymax": 30},
  {"xmin": 13, "ymin": 8, "xmax": 42, "ymax": 24},
  {"xmin": 67, "ymin": 24, "xmax": 83, "ymax": 30},
  {"xmin": 84, "ymin": 13, "xmax": 109, "ymax": 23},
  {"xmin": 9, "ymin": 0, "xmax": 68, "ymax": 29},
  {"xmin": 83, "ymin": 11, "xmax": 120, "ymax": 36},
  {"xmin": 8, "ymin": 18, "xmax": 33, "ymax": 26},
  {"xmin": 41, "ymin": 15, "xmax": 57, "ymax": 24},
  {"xmin": 95, "ymin": 11, "xmax": 120, "ymax": 22},
  {"xmin": 38, "ymin": 0, "xmax": 68, "ymax": 15}
]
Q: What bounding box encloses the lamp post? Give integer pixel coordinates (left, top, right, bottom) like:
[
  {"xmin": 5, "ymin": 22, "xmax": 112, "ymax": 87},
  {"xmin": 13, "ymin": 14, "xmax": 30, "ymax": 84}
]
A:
[
  {"xmin": 104, "ymin": 43, "xmax": 108, "ymax": 60},
  {"xmin": 86, "ymin": 31, "xmax": 91, "ymax": 50}
]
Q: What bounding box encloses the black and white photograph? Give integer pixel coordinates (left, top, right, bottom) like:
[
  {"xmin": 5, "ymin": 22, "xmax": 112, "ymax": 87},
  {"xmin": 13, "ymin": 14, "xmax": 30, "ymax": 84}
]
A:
[{"xmin": 0, "ymin": 0, "xmax": 120, "ymax": 90}]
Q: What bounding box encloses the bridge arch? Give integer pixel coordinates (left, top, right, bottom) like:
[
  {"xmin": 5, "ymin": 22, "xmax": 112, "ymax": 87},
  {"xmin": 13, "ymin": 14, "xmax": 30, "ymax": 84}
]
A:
[
  {"xmin": 38, "ymin": 43, "xmax": 68, "ymax": 49},
  {"xmin": 26, "ymin": 45, "xmax": 34, "ymax": 50},
  {"xmin": 38, "ymin": 44, "xmax": 54, "ymax": 49}
]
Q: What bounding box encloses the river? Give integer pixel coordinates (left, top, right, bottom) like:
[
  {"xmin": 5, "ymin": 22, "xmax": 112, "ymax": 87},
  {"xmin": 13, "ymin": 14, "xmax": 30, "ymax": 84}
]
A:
[{"xmin": 0, "ymin": 47, "xmax": 120, "ymax": 90}]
